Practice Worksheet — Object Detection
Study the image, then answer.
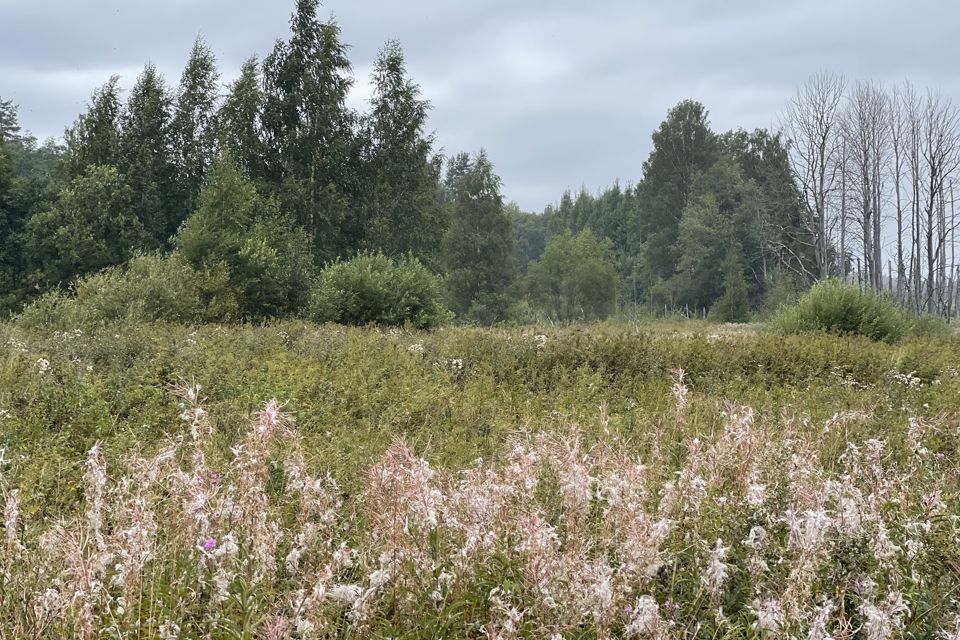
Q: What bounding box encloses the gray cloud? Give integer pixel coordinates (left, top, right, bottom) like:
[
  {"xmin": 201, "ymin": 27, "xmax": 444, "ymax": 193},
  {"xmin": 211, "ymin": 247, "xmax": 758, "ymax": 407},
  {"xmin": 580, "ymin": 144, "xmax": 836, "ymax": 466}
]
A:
[{"xmin": 3, "ymin": 0, "xmax": 960, "ymax": 210}]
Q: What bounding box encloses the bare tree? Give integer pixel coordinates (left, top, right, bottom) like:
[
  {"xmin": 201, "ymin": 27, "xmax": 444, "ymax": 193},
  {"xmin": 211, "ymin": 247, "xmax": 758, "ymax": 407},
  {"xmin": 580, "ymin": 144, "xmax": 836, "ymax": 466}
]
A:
[
  {"xmin": 919, "ymin": 91, "xmax": 960, "ymax": 312},
  {"xmin": 783, "ymin": 72, "xmax": 847, "ymax": 280},
  {"xmin": 889, "ymin": 84, "xmax": 908, "ymax": 299},
  {"xmin": 842, "ymin": 81, "xmax": 889, "ymax": 291}
]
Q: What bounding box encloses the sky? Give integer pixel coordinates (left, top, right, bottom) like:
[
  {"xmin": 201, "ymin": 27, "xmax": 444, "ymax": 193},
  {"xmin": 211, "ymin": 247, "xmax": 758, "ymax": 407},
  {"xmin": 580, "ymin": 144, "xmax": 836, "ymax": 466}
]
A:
[{"xmin": 3, "ymin": 0, "xmax": 960, "ymax": 212}]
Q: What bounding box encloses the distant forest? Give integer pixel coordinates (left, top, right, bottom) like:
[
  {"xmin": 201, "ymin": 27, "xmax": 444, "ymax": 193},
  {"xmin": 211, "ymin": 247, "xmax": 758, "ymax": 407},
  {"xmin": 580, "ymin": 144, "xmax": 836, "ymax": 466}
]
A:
[{"xmin": 2, "ymin": 0, "xmax": 958, "ymax": 324}]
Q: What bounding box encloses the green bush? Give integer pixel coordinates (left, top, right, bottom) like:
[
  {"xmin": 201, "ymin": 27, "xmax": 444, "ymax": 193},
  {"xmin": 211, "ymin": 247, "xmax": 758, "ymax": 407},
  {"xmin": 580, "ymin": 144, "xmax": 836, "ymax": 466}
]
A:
[
  {"xmin": 177, "ymin": 155, "xmax": 315, "ymax": 320},
  {"xmin": 770, "ymin": 279, "xmax": 908, "ymax": 342},
  {"xmin": 906, "ymin": 311, "xmax": 952, "ymax": 338},
  {"xmin": 15, "ymin": 254, "xmax": 205, "ymax": 330},
  {"xmin": 308, "ymin": 252, "xmax": 451, "ymax": 328}
]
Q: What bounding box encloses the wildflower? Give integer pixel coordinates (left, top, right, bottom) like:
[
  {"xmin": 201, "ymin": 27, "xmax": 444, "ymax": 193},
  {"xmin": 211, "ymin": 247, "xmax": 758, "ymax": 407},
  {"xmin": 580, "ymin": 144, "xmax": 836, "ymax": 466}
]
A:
[
  {"xmin": 202, "ymin": 537, "xmax": 217, "ymax": 552},
  {"xmin": 702, "ymin": 538, "xmax": 731, "ymax": 596},
  {"xmin": 35, "ymin": 358, "xmax": 50, "ymax": 373},
  {"xmin": 746, "ymin": 481, "xmax": 767, "ymax": 507},
  {"xmin": 624, "ymin": 595, "xmax": 665, "ymax": 637},
  {"xmin": 808, "ymin": 599, "xmax": 835, "ymax": 640},
  {"xmin": 861, "ymin": 591, "xmax": 909, "ymax": 640},
  {"xmin": 937, "ymin": 615, "xmax": 960, "ymax": 640},
  {"xmin": 670, "ymin": 368, "xmax": 689, "ymax": 424},
  {"xmin": 328, "ymin": 584, "xmax": 362, "ymax": 606},
  {"xmin": 751, "ymin": 598, "xmax": 784, "ymax": 634},
  {"xmin": 3, "ymin": 488, "xmax": 18, "ymax": 548},
  {"xmin": 407, "ymin": 342, "xmax": 425, "ymax": 354},
  {"xmin": 158, "ymin": 620, "xmax": 181, "ymax": 640}
]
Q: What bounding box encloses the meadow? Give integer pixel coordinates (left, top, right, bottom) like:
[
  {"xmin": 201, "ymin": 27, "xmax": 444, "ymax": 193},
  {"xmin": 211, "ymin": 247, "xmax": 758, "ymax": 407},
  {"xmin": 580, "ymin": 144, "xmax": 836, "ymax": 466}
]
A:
[{"xmin": 0, "ymin": 319, "xmax": 958, "ymax": 638}]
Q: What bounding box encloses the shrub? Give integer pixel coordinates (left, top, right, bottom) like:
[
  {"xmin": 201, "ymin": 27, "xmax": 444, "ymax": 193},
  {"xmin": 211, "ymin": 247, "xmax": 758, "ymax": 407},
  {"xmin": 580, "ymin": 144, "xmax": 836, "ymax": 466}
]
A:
[
  {"xmin": 15, "ymin": 254, "xmax": 204, "ymax": 329},
  {"xmin": 708, "ymin": 247, "xmax": 750, "ymax": 323},
  {"xmin": 308, "ymin": 252, "xmax": 451, "ymax": 328},
  {"xmin": 906, "ymin": 311, "xmax": 952, "ymax": 338},
  {"xmin": 770, "ymin": 279, "xmax": 907, "ymax": 342}
]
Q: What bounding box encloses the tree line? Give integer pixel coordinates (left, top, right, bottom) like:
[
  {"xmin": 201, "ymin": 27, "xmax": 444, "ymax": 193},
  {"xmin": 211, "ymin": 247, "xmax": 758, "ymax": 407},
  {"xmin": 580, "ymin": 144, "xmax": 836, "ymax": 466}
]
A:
[{"xmin": 1, "ymin": 2, "xmax": 952, "ymax": 324}]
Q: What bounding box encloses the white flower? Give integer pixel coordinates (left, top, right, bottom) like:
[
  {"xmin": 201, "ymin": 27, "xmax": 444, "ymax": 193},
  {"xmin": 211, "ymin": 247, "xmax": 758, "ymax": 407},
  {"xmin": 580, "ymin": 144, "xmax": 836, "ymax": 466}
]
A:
[
  {"xmin": 751, "ymin": 598, "xmax": 784, "ymax": 634},
  {"xmin": 625, "ymin": 595, "xmax": 663, "ymax": 637},
  {"xmin": 36, "ymin": 358, "xmax": 50, "ymax": 373},
  {"xmin": 702, "ymin": 538, "xmax": 731, "ymax": 595},
  {"xmin": 328, "ymin": 584, "xmax": 362, "ymax": 606}
]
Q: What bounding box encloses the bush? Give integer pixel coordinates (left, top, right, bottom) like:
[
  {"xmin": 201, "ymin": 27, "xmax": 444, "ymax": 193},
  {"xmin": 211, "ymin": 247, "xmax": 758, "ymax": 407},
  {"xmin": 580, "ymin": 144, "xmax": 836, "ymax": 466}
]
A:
[
  {"xmin": 15, "ymin": 254, "xmax": 205, "ymax": 330},
  {"xmin": 770, "ymin": 279, "xmax": 908, "ymax": 342},
  {"xmin": 708, "ymin": 247, "xmax": 750, "ymax": 323},
  {"xmin": 308, "ymin": 252, "xmax": 451, "ymax": 328},
  {"xmin": 524, "ymin": 229, "xmax": 619, "ymax": 321},
  {"xmin": 906, "ymin": 311, "xmax": 952, "ymax": 338}
]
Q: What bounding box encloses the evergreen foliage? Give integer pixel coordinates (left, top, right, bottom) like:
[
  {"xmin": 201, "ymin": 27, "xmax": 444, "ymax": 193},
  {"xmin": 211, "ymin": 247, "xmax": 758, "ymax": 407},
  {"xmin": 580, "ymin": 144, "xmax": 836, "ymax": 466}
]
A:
[
  {"xmin": 709, "ymin": 247, "xmax": 751, "ymax": 322},
  {"xmin": 177, "ymin": 155, "xmax": 314, "ymax": 320}
]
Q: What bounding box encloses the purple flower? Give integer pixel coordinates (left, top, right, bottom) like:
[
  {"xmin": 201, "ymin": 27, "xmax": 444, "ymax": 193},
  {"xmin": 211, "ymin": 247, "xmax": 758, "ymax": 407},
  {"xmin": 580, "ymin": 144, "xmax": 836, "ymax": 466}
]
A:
[
  {"xmin": 203, "ymin": 537, "xmax": 217, "ymax": 552},
  {"xmin": 936, "ymin": 452, "xmax": 945, "ymax": 461}
]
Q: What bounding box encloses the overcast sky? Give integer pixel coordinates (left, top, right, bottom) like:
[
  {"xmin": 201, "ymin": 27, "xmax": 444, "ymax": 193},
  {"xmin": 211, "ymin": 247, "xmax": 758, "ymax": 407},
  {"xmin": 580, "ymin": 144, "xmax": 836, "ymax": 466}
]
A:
[{"xmin": 3, "ymin": 1, "xmax": 959, "ymax": 211}]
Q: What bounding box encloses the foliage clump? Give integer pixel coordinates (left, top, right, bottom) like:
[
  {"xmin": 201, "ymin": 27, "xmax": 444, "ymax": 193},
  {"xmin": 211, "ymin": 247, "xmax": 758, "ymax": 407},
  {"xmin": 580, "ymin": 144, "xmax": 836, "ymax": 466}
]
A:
[
  {"xmin": 308, "ymin": 252, "xmax": 450, "ymax": 328},
  {"xmin": 524, "ymin": 229, "xmax": 618, "ymax": 321},
  {"xmin": 770, "ymin": 278, "xmax": 948, "ymax": 342},
  {"xmin": 15, "ymin": 253, "xmax": 205, "ymax": 330}
]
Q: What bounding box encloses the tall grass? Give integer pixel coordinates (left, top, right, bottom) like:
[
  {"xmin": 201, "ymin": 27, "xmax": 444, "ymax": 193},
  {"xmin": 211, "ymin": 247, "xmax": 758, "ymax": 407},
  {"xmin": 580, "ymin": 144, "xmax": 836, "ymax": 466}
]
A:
[{"xmin": 1, "ymin": 372, "xmax": 958, "ymax": 637}]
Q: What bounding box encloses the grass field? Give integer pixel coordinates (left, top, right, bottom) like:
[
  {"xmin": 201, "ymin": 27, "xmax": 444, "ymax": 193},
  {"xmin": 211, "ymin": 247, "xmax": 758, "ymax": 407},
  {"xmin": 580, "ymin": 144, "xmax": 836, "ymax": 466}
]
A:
[{"xmin": 1, "ymin": 320, "xmax": 959, "ymax": 637}]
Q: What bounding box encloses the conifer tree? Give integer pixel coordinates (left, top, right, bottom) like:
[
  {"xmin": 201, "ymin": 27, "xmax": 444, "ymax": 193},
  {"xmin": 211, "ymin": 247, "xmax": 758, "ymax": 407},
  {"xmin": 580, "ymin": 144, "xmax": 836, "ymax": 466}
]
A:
[
  {"xmin": 177, "ymin": 154, "xmax": 314, "ymax": 319},
  {"xmin": 63, "ymin": 77, "xmax": 123, "ymax": 178},
  {"xmin": 709, "ymin": 246, "xmax": 751, "ymax": 323},
  {"xmin": 635, "ymin": 100, "xmax": 717, "ymax": 286},
  {"xmin": 172, "ymin": 38, "xmax": 220, "ymax": 220},
  {"xmin": 118, "ymin": 64, "xmax": 178, "ymax": 246},
  {"xmin": 217, "ymin": 57, "xmax": 266, "ymax": 183}
]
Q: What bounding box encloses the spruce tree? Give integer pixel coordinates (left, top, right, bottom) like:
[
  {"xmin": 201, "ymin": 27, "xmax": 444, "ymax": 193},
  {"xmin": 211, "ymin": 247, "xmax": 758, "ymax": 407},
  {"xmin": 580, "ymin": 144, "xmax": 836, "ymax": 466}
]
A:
[
  {"xmin": 172, "ymin": 38, "xmax": 220, "ymax": 221},
  {"xmin": 635, "ymin": 100, "xmax": 717, "ymax": 286},
  {"xmin": 177, "ymin": 154, "xmax": 314, "ymax": 319},
  {"xmin": 63, "ymin": 77, "xmax": 122, "ymax": 178},
  {"xmin": 118, "ymin": 64, "xmax": 178, "ymax": 247},
  {"xmin": 217, "ymin": 57, "xmax": 266, "ymax": 183},
  {"xmin": 709, "ymin": 246, "xmax": 751, "ymax": 323}
]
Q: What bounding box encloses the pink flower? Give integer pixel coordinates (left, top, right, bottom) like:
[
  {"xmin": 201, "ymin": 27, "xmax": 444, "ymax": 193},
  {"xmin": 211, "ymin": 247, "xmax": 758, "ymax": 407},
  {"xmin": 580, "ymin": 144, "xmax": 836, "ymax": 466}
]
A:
[{"xmin": 203, "ymin": 537, "xmax": 217, "ymax": 551}]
